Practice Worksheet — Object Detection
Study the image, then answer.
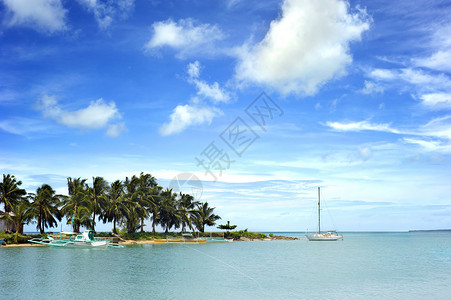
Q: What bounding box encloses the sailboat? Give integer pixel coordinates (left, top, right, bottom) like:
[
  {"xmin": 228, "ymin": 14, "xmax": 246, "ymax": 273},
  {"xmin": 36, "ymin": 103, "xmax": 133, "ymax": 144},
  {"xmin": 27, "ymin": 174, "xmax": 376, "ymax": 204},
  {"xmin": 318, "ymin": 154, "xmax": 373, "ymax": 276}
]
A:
[{"xmin": 305, "ymin": 187, "xmax": 343, "ymax": 241}]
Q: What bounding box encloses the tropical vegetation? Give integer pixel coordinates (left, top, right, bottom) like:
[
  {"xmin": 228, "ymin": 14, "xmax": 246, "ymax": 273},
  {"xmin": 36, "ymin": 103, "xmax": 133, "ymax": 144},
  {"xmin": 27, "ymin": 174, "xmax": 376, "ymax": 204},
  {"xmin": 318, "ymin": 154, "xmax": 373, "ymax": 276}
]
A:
[{"xmin": 0, "ymin": 173, "xmax": 222, "ymax": 242}]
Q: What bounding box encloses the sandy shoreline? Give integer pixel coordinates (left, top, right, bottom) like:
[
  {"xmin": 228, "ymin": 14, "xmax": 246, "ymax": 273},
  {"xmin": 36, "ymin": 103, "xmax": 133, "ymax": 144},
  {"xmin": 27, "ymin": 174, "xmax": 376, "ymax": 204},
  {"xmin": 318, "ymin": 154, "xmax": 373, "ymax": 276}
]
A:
[{"xmin": 1, "ymin": 235, "xmax": 299, "ymax": 247}]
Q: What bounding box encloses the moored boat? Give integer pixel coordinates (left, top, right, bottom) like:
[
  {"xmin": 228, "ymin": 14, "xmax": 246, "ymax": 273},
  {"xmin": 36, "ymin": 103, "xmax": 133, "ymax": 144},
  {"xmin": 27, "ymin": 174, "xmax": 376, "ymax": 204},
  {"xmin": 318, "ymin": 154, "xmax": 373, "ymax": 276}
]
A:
[
  {"xmin": 29, "ymin": 230, "xmax": 124, "ymax": 248},
  {"xmin": 198, "ymin": 237, "xmax": 233, "ymax": 243},
  {"xmin": 305, "ymin": 187, "xmax": 343, "ymax": 241},
  {"xmin": 161, "ymin": 233, "xmax": 207, "ymax": 244}
]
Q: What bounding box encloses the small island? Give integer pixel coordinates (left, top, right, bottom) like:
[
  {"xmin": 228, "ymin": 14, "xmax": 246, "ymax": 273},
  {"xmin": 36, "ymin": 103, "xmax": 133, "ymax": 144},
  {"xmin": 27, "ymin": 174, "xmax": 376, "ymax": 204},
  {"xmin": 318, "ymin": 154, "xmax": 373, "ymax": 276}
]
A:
[{"xmin": 1, "ymin": 173, "xmax": 298, "ymax": 247}]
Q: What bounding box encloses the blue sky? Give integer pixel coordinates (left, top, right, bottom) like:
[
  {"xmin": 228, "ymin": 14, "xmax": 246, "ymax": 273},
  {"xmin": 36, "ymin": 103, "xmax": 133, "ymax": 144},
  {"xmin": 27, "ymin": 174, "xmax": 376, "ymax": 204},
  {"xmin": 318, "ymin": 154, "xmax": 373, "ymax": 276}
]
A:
[{"xmin": 1, "ymin": 0, "xmax": 451, "ymax": 232}]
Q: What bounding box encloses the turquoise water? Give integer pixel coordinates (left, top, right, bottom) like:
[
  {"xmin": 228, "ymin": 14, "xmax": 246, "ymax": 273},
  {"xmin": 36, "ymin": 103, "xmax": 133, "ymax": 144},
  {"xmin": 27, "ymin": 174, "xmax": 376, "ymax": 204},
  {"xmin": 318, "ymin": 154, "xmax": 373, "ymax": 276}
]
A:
[{"xmin": 1, "ymin": 232, "xmax": 451, "ymax": 299}]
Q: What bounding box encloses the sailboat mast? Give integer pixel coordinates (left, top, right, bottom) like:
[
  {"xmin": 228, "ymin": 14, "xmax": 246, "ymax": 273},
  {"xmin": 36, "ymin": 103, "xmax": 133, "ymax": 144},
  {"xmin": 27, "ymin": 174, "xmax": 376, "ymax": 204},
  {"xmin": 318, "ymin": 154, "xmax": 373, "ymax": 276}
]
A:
[{"xmin": 318, "ymin": 187, "xmax": 321, "ymax": 234}]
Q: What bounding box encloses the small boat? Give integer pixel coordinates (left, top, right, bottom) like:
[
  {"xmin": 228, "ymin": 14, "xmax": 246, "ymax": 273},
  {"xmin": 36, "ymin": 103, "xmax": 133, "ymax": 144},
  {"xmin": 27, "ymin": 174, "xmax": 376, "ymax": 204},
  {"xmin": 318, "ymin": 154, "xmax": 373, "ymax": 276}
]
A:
[
  {"xmin": 160, "ymin": 233, "xmax": 207, "ymax": 244},
  {"xmin": 198, "ymin": 237, "xmax": 233, "ymax": 243},
  {"xmin": 29, "ymin": 230, "xmax": 124, "ymax": 248},
  {"xmin": 305, "ymin": 187, "xmax": 343, "ymax": 241}
]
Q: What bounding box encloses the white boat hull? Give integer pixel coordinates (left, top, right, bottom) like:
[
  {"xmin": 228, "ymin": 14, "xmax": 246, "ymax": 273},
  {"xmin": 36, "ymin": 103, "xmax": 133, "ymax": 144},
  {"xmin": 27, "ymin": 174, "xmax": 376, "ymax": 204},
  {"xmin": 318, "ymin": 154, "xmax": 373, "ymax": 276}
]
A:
[
  {"xmin": 28, "ymin": 230, "xmax": 117, "ymax": 248},
  {"xmin": 305, "ymin": 233, "xmax": 343, "ymax": 241}
]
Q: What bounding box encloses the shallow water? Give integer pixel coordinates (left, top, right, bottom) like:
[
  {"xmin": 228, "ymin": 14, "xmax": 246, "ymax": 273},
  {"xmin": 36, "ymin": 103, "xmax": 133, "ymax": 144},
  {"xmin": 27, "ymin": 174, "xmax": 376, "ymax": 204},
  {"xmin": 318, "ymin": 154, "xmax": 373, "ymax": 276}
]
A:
[{"xmin": 1, "ymin": 232, "xmax": 451, "ymax": 299}]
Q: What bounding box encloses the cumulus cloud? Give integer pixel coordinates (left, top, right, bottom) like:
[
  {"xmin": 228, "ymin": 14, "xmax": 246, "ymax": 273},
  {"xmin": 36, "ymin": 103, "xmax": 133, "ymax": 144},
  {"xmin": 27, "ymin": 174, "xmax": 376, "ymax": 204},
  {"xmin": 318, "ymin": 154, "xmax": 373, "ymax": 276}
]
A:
[
  {"xmin": 159, "ymin": 104, "xmax": 220, "ymax": 136},
  {"xmin": 234, "ymin": 0, "xmax": 370, "ymax": 95},
  {"xmin": 193, "ymin": 81, "xmax": 230, "ymax": 103},
  {"xmin": 2, "ymin": 0, "xmax": 67, "ymax": 34},
  {"xmin": 77, "ymin": 0, "xmax": 135, "ymax": 30},
  {"xmin": 36, "ymin": 94, "xmax": 124, "ymax": 136},
  {"xmin": 159, "ymin": 61, "xmax": 230, "ymax": 136},
  {"xmin": 186, "ymin": 61, "xmax": 230, "ymax": 104},
  {"xmin": 145, "ymin": 18, "xmax": 224, "ymax": 58}
]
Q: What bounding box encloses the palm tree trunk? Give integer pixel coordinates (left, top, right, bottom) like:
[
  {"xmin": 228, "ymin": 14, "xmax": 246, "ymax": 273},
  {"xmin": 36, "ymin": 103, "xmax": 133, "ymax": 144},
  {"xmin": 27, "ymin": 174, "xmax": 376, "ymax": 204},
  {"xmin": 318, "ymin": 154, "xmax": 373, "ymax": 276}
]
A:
[
  {"xmin": 38, "ymin": 215, "xmax": 43, "ymax": 234},
  {"xmin": 92, "ymin": 211, "xmax": 96, "ymax": 231},
  {"xmin": 152, "ymin": 218, "xmax": 156, "ymax": 233},
  {"xmin": 113, "ymin": 217, "xmax": 117, "ymax": 234},
  {"xmin": 141, "ymin": 217, "xmax": 144, "ymax": 232}
]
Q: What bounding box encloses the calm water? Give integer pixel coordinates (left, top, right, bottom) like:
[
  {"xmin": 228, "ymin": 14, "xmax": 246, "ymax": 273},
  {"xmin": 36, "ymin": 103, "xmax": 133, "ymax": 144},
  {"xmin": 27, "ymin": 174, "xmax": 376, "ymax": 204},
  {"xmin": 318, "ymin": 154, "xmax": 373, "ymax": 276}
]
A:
[{"xmin": 1, "ymin": 232, "xmax": 451, "ymax": 299}]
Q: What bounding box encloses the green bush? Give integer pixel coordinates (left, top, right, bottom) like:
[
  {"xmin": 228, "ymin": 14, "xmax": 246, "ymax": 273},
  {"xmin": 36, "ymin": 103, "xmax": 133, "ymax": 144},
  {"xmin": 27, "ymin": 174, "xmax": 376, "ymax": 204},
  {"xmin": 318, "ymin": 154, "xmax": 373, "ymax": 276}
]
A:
[
  {"xmin": 0, "ymin": 233, "xmax": 47, "ymax": 244},
  {"xmin": 229, "ymin": 229, "xmax": 267, "ymax": 240}
]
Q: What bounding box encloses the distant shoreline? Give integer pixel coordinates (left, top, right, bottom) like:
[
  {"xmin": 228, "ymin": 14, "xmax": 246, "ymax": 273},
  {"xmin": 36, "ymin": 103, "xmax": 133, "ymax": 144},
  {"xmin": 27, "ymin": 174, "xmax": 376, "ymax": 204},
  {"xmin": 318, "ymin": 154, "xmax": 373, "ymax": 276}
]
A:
[{"xmin": 408, "ymin": 229, "xmax": 451, "ymax": 232}]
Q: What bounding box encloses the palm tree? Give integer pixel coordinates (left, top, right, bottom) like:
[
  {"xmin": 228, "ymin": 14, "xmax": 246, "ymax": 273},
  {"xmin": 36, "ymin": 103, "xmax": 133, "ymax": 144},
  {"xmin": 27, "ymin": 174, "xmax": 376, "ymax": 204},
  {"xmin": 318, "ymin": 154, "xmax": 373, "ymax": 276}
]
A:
[
  {"xmin": 28, "ymin": 184, "xmax": 64, "ymax": 234},
  {"xmin": 159, "ymin": 188, "xmax": 180, "ymax": 233},
  {"xmin": 1, "ymin": 201, "xmax": 34, "ymax": 243},
  {"xmin": 193, "ymin": 202, "xmax": 221, "ymax": 233},
  {"xmin": 121, "ymin": 176, "xmax": 142, "ymax": 233},
  {"xmin": 135, "ymin": 173, "xmax": 158, "ymax": 232},
  {"xmin": 177, "ymin": 193, "xmax": 199, "ymax": 233},
  {"xmin": 86, "ymin": 176, "xmax": 109, "ymax": 231},
  {"xmin": 104, "ymin": 180, "xmax": 128, "ymax": 234},
  {"xmin": 61, "ymin": 177, "xmax": 90, "ymax": 232},
  {"xmin": 0, "ymin": 174, "xmax": 27, "ymax": 232},
  {"xmin": 149, "ymin": 185, "xmax": 162, "ymax": 233}
]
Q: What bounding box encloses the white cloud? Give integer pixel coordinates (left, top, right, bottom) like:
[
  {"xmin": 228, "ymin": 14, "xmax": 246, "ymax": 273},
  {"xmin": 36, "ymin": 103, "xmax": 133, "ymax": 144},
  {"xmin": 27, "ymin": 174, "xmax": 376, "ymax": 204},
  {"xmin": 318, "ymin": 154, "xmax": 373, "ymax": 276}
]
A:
[
  {"xmin": 106, "ymin": 122, "xmax": 126, "ymax": 137},
  {"xmin": 368, "ymin": 67, "xmax": 451, "ymax": 96},
  {"xmin": 399, "ymin": 68, "xmax": 451, "ymax": 88},
  {"xmin": 369, "ymin": 68, "xmax": 396, "ymax": 80},
  {"xmin": 416, "ymin": 50, "xmax": 451, "ymax": 73},
  {"xmin": 77, "ymin": 0, "xmax": 135, "ymax": 30},
  {"xmin": 402, "ymin": 138, "xmax": 451, "ymax": 153},
  {"xmin": 160, "ymin": 61, "xmax": 230, "ymax": 136},
  {"xmin": 145, "ymin": 18, "xmax": 224, "ymax": 58},
  {"xmin": 2, "ymin": 0, "xmax": 67, "ymax": 34},
  {"xmin": 359, "ymin": 146, "xmax": 372, "ymax": 160},
  {"xmin": 159, "ymin": 104, "xmax": 220, "ymax": 136},
  {"xmin": 36, "ymin": 94, "xmax": 123, "ymax": 135},
  {"xmin": 326, "ymin": 116, "xmax": 451, "ymax": 153},
  {"xmin": 187, "ymin": 61, "xmax": 231, "ymax": 104},
  {"xmin": 192, "ymin": 80, "xmax": 230, "ymax": 104},
  {"xmin": 234, "ymin": 0, "xmax": 370, "ymax": 95},
  {"xmin": 421, "ymin": 115, "xmax": 451, "ymax": 140},
  {"xmin": 0, "ymin": 117, "xmax": 51, "ymax": 136},
  {"xmin": 187, "ymin": 61, "xmax": 201, "ymax": 78},
  {"xmin": 325, "ymin": 120, "xmax": 398, "ymax": 133},
  {"xmin": 360, "ymin": 80, "xmax": 384, "ymax": 94},
  {"xmin": 414, "ymin": 25, "xmax": 451, "ymax": 73},
  {"xmin": 420, "ymin": 93, "xmax": 451, "ymax": 109}
]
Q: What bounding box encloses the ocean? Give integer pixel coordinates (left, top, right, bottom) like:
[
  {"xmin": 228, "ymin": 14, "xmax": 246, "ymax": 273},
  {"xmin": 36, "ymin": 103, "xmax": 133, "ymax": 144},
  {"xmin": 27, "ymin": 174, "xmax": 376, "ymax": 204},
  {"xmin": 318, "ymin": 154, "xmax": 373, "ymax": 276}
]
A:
[{"xmin": 1, "ymin": 232, "xmax": 451, "ymax": 299}]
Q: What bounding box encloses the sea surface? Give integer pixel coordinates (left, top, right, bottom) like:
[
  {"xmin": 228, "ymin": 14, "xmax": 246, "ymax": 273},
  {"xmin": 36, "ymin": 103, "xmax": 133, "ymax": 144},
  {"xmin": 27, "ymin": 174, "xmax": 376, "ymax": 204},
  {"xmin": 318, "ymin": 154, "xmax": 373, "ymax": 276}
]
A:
[{"xmin": 1, "ymin": 232, "xmax": 451, "ymax": 299}]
